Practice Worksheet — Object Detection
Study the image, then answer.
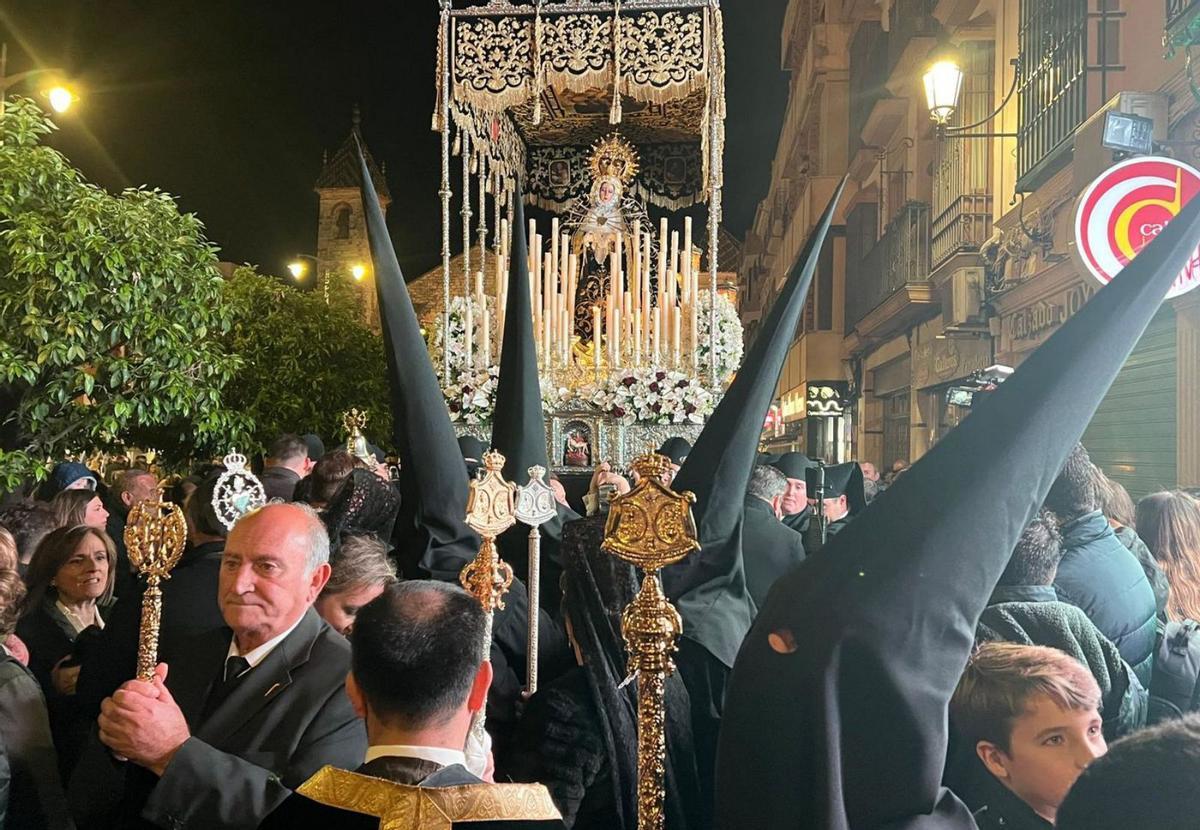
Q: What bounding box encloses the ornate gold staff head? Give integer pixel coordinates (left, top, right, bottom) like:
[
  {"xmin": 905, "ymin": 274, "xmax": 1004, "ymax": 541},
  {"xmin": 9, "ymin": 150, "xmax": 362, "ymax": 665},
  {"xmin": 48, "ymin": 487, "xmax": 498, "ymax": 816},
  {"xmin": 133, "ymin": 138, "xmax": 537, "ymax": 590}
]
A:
[
  {"xmin": 460, "ymin": 450, "xmax": 517, "ymax": 612},
  {"xmin": 602, "ymin": 453, "xmax": 700, "ymax": 573},
  {"xmin": 124, "ymin": 488, "xmax": 187, "ymax": 581},
  {"xmin": 602, "ymin": 451, "xmax": 699, "ymax": 830},
  {"xmin": 123, "ymin": 487, "xmax": 187, "ymax": 680}
]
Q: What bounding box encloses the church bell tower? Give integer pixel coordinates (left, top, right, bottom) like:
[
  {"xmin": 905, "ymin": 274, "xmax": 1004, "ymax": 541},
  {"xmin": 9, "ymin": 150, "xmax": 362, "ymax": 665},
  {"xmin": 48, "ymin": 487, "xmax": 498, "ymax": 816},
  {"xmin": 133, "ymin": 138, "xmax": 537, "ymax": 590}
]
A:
[{"xmin": 313, "ymin": 105, "xmax": 391, "ymax": 330}]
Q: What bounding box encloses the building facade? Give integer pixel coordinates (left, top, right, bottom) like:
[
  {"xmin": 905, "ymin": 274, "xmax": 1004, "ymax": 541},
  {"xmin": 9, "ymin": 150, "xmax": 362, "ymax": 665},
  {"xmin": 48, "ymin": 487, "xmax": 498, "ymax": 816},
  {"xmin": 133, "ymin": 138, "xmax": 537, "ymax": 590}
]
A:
[
  {"xmin": 741, "ymin": 0, "xmax": 1200, "ymax": 495},
  {"xmin": 311, "ymin": 108, "xmax": 391, "ymax": 331}
]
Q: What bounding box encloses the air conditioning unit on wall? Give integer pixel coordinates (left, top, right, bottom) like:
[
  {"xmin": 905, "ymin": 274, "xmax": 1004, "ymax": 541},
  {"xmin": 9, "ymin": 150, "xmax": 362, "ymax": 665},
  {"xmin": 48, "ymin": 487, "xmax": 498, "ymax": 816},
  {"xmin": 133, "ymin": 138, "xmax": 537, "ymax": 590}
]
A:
[{"xmin": 941, "ymin": 267, "xmax": 987, "ymax": 332}]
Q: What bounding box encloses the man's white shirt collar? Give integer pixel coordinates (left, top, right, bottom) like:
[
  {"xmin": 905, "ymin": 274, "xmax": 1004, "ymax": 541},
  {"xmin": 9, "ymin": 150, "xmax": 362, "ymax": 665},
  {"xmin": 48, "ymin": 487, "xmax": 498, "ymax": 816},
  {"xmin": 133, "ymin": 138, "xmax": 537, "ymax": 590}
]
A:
[
  {"xmin": 226, "ymin": 611, "xmax": 307, "ymax": 669},
  {"xmin": 364, "ymin": 745, "xmax": 468, "ymax": 769}
]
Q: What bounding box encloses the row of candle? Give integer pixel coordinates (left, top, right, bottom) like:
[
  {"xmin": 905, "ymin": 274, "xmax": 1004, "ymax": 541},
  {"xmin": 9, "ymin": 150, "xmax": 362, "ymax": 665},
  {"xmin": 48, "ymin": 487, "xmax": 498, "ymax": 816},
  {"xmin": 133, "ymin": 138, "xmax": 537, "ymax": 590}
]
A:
[{"xmin": 456, "ymin": 214, "xmax": 706, "ymax": 375}]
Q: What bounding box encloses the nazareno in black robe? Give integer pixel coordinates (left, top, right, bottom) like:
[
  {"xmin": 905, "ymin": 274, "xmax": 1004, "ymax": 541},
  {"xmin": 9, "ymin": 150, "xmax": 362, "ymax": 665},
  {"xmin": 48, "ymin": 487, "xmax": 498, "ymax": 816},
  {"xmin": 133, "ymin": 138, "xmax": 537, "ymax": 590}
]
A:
[{"xmin": 713, "ymin": 183, "xmax": 1200, "ymax": 828}]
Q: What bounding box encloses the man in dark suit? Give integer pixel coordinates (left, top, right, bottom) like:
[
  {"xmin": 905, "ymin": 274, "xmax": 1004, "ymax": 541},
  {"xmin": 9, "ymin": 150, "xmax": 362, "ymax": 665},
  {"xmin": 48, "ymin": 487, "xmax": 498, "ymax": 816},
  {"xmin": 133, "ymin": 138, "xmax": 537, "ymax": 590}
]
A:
[
  {"xmin": 742, "ymin": 465, "xmax": 806, "ymax": 608},
  {"xmin": 77, "ymin": 472, "xmax": 230, "ymax": 717},
  {"xmin": 259, "ymin": 435, "xmax": 314, "ymax": 503},
  {"xmin": 91, "ymin": 502, "xmax": 366, "ymax": 829},
  {"xmin": 260, "ymin": 580, "xmax": 563, "ymax": 829}
]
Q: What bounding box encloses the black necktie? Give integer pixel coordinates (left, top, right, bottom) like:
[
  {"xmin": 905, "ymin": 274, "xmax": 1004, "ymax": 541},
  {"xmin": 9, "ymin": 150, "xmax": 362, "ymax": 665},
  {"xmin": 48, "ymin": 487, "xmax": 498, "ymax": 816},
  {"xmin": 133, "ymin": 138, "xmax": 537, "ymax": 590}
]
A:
[
  {"xmin": 224, "ymin": 655, "xmax": 251, "ymax": 683},
  {"xmin": 203, "ymin": 655, "xmax": 252, "ymax": 719}
]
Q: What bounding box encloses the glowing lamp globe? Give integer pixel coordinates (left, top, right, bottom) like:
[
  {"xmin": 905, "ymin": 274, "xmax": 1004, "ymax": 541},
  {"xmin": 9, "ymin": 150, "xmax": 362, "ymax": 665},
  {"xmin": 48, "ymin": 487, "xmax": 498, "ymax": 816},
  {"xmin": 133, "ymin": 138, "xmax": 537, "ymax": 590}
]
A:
[
  {"xmin": 47, "ymin": 86, "xmax": 75, "ymax": 114},
  {"xmin": 923, "ymin": 49, "xmax": 964, "ymax": 126}
]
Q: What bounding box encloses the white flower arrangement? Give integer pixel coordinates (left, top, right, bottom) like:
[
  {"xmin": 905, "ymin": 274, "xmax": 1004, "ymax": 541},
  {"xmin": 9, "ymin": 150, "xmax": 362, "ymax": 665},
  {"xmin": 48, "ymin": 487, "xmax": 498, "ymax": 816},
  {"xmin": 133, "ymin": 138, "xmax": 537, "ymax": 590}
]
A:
[
  {"xmin": 590, "ymin": 367, "xmax": 715, "ymax": 426},
  {"xmin": 695, "ymin": 292, "xmax": 744, "ymax": 387},
  {"xmin": 443, "ymin": 366, "xmax": 499, "ymax": 426},
  {"xmin": 425, "ymin": 292, "xmax": 741, "ymax": 426}
]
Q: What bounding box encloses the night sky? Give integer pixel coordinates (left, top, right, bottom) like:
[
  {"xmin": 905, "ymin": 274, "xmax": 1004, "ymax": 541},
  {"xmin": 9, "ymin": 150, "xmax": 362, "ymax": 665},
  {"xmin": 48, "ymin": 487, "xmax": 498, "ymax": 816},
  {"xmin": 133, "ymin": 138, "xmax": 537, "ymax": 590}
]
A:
[{"xmin": 2, "ymin": 1, "xmax": 790, "ymax": 278}]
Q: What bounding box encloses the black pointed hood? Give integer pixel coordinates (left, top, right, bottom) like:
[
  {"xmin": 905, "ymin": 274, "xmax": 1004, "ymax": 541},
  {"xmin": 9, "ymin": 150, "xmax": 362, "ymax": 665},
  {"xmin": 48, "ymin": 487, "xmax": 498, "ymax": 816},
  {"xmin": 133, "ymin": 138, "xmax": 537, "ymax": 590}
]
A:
[
  {"xmin": 663, "ymin": 178, "xmax": 847, "ymax": 669},
  {"xmin": 489, "ymin": 191, "xmax": 577, "ymax": 582},
  {"xmin": 715, "ymin": 194, "xmax": 1200, "ymax": 828},
  {"xmin": 490, "ymin": 190, "xmax": 550, "ymax": 487},
  {"xmin": 356, "ymin": 145, "xmax": 479, "ymax": 579}
]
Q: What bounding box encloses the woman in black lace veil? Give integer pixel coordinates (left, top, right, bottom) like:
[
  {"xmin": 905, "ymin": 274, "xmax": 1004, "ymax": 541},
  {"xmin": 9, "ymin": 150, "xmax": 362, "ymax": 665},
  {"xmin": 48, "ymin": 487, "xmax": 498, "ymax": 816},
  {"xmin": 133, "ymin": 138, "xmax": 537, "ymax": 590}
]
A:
[
  {"xmin": 507, "ymin": 512, "xmax": 706, "ymax": 830},
  {"xmin": 318, "ymin": 468, "xmax": 401, "ymax": 551}
]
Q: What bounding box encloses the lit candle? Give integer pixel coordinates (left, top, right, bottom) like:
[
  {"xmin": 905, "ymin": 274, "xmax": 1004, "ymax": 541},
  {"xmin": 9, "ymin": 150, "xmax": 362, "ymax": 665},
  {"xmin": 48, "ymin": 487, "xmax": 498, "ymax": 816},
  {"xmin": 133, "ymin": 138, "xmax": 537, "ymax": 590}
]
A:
[
  {"xmin": 633, "ymin": 309, "xmax": 642, "ymax": 366},
  {"xmin": 632, "ymin": 225, "xmax": 641, "ymax": 320},
  {"xmin": 652, "ymin": 305, "xmax": 661, "ymax": 365},
  {"xmin": 658, "ymin": 218, "xmax": 668, "ymax": 307},
  {"xmin": 593, "ymin": 305, "xmax": 603, "ymax": 373},
  {"xmin": 550, "ymin": 218, "xmax": 560, "ymax": 292},
  {"xmin": 613, "ymin": 306, "xmax": 622, "ymax": 369},
  {"xmin": 683, "ymin": 216, "xmax": 693, "ymax": 302},
  {"xmin": 672, "ymin": 309, "xmax": 681, "ymax": 368},
  {"xmin": 482, "ymin": 300, "xmax": 491, "ymax": 367},
  {"xmin": 643, "ymin": 233, "xmax": 653, "ymax": 354},
  {"xmin": 464, "ymin": 298, "xmax": 474, "ymax": 371}
]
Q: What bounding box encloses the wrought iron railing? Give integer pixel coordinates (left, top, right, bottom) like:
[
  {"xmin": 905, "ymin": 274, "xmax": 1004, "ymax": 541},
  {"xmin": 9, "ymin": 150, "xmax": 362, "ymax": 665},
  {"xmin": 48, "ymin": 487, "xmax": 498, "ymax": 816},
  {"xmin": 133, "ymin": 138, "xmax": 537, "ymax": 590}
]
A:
[
  {"xmin": 1168, "ymin": 0, "xmax": 1200, "ymax": 29},
  {"xmin": 932, "ymin": 42, "xmax": 994, "ymax": 269},
  {"xmin": 845, "ymin": 202, "xmax": 932, "ymax": 332},
  {"xmin": 1016, "ymin": 0, "xmax": 1089, "ymax": 191}
]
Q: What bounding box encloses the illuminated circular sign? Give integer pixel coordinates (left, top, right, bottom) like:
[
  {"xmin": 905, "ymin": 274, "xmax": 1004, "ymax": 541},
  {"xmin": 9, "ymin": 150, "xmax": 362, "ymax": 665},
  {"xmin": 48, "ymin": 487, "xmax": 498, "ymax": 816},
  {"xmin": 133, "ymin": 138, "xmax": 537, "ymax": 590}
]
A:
[{"xmin": 1075, "ymin": 155, "xmax": 1200, "ymax": 299}]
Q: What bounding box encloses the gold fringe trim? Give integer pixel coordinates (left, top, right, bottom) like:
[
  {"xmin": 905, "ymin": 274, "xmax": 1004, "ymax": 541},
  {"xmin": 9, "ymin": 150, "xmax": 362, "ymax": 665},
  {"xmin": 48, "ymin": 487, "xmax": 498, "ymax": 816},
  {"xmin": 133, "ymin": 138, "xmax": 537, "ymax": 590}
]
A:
[{"xmin": 297, "ymin": 766, "xmax": 562, "ymax": 830}]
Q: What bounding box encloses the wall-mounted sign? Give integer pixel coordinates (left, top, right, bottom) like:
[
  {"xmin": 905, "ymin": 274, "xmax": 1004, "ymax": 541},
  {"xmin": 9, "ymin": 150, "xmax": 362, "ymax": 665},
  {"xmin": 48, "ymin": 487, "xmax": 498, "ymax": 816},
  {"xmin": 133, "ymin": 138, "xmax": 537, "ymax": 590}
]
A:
[
  {"xmin": 1075, "ymin": 155, "xmax": 1200, "ymax": 299},
  {"xmin": 1007, "ymin": 282, "xmax": 1096, "ymax": 347},
  {"xmin": 805, "ymin": 383, "xmax": 847, "ymax": 418}
]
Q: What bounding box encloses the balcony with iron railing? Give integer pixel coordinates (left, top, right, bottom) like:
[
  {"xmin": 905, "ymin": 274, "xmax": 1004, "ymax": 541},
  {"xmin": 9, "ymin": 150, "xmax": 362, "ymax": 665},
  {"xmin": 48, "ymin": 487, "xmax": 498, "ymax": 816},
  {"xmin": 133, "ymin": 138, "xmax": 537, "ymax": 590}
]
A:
[
  {"xmin": 844, "ymin": 202, "xmax": 936, "ymax": 340},
  {"xmin": 1168, "ymin": 0, "xmax": 1200, "ymax": 30},
  {"xmin": 930, "ymin": 41, "xmax": 995, "ymax": 272}
]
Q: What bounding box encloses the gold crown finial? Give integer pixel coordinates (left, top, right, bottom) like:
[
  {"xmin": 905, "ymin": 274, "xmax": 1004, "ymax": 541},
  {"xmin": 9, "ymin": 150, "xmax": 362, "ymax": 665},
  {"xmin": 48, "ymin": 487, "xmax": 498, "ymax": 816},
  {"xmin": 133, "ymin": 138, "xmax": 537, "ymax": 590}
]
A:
[
  {"xmin": 481, "ymin": 449, "xmax": 506, "ymax": 474},
  {"xmin": 589, "ymin": 132, "xmax": 639, "ymax": 186}
]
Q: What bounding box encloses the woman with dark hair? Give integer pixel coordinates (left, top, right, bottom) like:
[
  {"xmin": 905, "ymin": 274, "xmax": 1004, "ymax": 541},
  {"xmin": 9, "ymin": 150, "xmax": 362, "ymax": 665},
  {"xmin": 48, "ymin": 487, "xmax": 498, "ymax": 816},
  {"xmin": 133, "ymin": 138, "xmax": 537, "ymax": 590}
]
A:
[
  {"xmin": 1136, "ymin": 490, "xmax": 1200, "ymax": 622},
  {"xmin": 16, "ymin": 525, "xmax": 116, "ymax": 776},
  {"xmin": 49, "ymin": 489, "xmax": 108, "ymax": 530},
  {"xmin": 507, "ymin": 514, "xmax": 705, "ymax": 829},
  {"xmin": 319, "ymin": 467, "xmax": 402, "ymax": 544},
  {"xmin": 298, "ymin": 448, "xmax": 358, "ymax": 509},
  {"xmin": 1097, "ymin": 472, "xmax": 1169, "ymax": 617},
  {"xmin": 0, "ymin": 566, "xmax": 73, "ymax": 828},
  {"xmin": 315, "ymin": 534, "xmax": 398, "ymax": 635}
]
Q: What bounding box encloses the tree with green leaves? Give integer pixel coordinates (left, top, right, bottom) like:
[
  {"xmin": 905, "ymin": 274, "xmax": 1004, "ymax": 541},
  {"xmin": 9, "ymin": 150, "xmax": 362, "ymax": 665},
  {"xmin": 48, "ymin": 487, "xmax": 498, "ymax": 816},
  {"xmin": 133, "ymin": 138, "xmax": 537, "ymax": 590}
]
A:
[
  {"xmin": 220, "ymin": 265, "xmax": 392, "ymax": 453},
  {"xmin": 0, "ymin": 98, "xmax": 248, "ymax": 492}
]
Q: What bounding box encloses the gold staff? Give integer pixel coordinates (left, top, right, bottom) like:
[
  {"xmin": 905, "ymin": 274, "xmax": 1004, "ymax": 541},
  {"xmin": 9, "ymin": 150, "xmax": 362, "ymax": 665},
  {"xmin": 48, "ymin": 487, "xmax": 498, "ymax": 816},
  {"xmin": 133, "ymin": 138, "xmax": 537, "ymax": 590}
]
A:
[
  {"xmin": 513, "ymin": 464, "xmax": 557, "ymax": 696},
  {"xmin": 123, "ymin": 489, "xmax": 187, "ymax": 680},
  {"xmin": 460, "ymin": 450, "xmax": 516, "ymax": 739},
  {"xmin": 602, "ymin": 452, "xmax": 700, "ymax": 830}
]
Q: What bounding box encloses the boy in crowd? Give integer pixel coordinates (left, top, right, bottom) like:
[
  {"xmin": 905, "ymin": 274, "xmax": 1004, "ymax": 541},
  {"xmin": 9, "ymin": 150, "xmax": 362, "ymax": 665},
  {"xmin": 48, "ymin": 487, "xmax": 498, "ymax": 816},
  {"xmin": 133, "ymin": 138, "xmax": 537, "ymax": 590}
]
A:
[{"xmin": 950, "ymin": 643, "xmax": 1107, "ymax": 829}]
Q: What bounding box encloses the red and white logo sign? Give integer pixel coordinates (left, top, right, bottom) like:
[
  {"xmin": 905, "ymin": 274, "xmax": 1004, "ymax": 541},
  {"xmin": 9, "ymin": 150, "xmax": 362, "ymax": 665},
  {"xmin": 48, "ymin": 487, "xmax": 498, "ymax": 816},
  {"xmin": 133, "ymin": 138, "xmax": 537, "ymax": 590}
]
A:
[{"xmin": 1075, "ymin": 155, "xmax": 1200, "ymax": 299}]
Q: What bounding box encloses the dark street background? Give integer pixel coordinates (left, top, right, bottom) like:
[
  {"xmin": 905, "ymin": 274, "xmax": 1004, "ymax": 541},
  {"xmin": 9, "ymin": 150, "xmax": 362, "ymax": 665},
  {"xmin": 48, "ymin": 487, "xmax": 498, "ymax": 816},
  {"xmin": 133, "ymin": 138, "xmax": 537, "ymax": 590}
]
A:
[{"xmin": 1, "ymin": 1, "xmax": 790, "ymax": 277}]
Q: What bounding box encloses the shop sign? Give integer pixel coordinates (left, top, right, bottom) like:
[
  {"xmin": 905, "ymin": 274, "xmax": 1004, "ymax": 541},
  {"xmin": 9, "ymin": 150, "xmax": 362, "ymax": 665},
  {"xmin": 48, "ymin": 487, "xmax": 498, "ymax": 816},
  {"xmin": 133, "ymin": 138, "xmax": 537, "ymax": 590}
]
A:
[
  {"xmin": 1007, "ymin": 282, "xmax": 1095, "ymax": 346},
  {"xmin": 913, "ymin": 337, "xmax": 992, "ymax": 389},
  {"xmin": 1076, "ymin": 156, "xmax": 1200, "ymax": 299},
  {"xmin": 805, "ymin": 382, "xmax": 847, "ymax": 418}
]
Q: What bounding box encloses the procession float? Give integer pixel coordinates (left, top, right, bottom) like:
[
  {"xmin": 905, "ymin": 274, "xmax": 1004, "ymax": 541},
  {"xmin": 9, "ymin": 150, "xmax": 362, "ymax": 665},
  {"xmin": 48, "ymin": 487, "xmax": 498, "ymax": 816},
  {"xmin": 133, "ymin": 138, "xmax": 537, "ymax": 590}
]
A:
[{"xmin": 423, "ymin": 0, "xmax": 741, "ymax": 474}]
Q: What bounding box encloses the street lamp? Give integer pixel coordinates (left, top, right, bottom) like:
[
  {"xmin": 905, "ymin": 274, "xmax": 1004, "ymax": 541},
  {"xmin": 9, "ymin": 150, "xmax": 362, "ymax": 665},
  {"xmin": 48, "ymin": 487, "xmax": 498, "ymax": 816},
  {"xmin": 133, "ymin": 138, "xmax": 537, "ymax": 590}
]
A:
[
  {"xmin": 923, "ymin": 44, "xmax": 964, "ymax": 126},
  {"xmin": 0, "ymin": 43, "xmax": 78, "ymax": 115},
  {"xmin": 47, "ymin": 85, "xmax": 76, "ymax": 114},
  {"xmin": 351, "ymin": 264, "xmax": 366, "ymax": 281},
  {"xmin": 922, "ymin": 42, "xmax": 1019, "ymax": 140},
  {"xmin": 287, "ymin": 260, "xmax": 308, "ymax": 281}
]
